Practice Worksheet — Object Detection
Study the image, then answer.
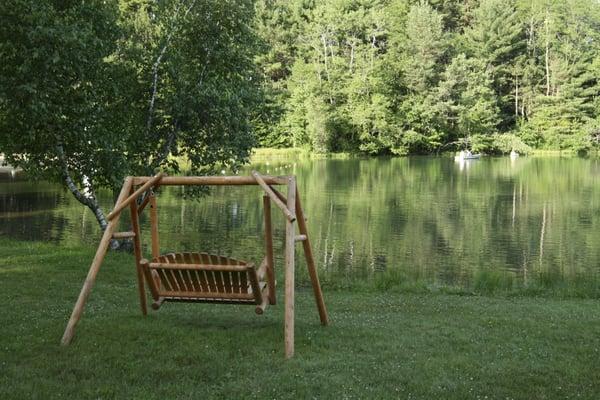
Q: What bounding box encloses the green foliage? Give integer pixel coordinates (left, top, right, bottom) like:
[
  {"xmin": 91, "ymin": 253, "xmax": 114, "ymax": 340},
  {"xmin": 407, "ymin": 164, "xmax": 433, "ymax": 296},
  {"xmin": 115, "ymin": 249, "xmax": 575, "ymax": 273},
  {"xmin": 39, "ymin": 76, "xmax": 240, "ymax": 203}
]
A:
[
  {"xmin": 0, "ymin": 0, "xmax": 124, "ymax": 187},
  {"xmin": 487, "ymin": 133, "xmax": 532, "ymax": 154},
  {"xmin": 438, "ymin": 55, "xmax": 500, "ymax": 139},
  {"xmin": 118, "ymin": 0, "xmax": 260, "ymax": 176},
  {"xmin": 402, "ymin": 1, "xmax": 446, "ymax": 93},
  {"xmin": 0, "ymin": 0, "xmax": 261, "ymax": 229},
  {"xmin": 254, "ymin": 0, "xmax": 600, "ymax": 155},
  {"xmin": 462, "ymin": 0, "xmax": 526, "ymax": 128},
  {"xmin": 511, "ymin": 0, "xmax": 600, "ymax": 152}
]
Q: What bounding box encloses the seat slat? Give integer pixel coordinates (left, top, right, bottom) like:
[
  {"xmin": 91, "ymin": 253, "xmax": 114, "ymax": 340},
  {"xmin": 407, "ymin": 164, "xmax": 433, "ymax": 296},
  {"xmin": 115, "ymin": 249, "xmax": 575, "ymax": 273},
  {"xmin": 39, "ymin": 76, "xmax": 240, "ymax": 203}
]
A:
[
  {"xmin": 162, "ymin": 282, "xmax": 266, "ymax": 302},
  {"xmin": 161, "ymin": 296, "xmax": 262, "ymax": 305},
  {"xmin": 161, "ymin": 290, "xmax": 255, "ymax": 300}
]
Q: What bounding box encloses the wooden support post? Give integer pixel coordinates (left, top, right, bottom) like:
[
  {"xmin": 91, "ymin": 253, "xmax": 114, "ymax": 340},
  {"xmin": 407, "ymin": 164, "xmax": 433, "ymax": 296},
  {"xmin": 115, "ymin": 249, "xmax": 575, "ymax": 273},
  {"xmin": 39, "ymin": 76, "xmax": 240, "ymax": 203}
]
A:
[
  {"xmin": 140, "ymin": 259, "xmax": 160, "ymax": 301},
  {"xmin": 284, "ymin": 177, "xmax": 296, "ymax": 359},
  {"xmin": 296, "ymin": 186, "xmax": 329, "ymax": 325},
  {"xmin": 149, "ymin": 193, "xmax": 160, "ymax": 260},
  {"xmin": 263, "ymin": 195, "xmax": 276, "ymax": 305},
  {"xmin": 61, "ymin": 177, "xmax": 133, "ymax": 346},
  {"xmin": 149, "ymin": 193, "xmax": 160, "ymax": 289},
  {"xmin": 129, "ymin": 193, "xmax": 147, "ymax": 316}
]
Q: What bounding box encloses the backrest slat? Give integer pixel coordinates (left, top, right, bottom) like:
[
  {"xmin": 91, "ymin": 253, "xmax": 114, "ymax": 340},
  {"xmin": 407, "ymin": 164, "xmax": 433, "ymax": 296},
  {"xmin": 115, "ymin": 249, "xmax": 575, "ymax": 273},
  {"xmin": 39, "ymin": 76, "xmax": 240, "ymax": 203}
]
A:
[
  {"xmin": 183, "ymin": 253, "xmax": 201, "ymax": 291},
  {"xmin": 201, "ymin": 253, "xmax": 217, "ymax": 292},
  {"xmin": 156, "ymin": 268, "xmax": 173, "ymax": 292},
  {"xmin": 166, "ymin": 254, "xmax": 186, "ymax": 291},
  {"xmin": 222, "ymin": 257, "xmax": 233, "ymax": 294},
  {"xmin": 239, "ymin": 269, "xmax": 248, "ymax": 294},
  {"xmin": 191, "ymin": 252, "xmax": 210, "ymax": 292},
  {"xmin": 210, "ymin": 254, "xmax": 225, "ymax": 293},
  {"xmin": 231, "ymin": 259, "xmax": 240, "ymax": 293},
  {"xmin": 175, "ymin": 253, "xmax": 193, "ymax": 291},
  {"xmin": 158, "ymin": 254, "xmax": 178, "ymax": 291}
]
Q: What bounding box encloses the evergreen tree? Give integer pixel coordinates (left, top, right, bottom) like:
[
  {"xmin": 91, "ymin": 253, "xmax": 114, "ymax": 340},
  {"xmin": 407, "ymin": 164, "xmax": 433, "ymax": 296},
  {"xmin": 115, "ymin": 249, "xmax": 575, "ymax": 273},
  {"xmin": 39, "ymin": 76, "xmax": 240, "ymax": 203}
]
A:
[
  {"xmin": 253, "ymin": 0, "xmax": 306, "ymax": 147},
  {"xmin": 392, "ymin": 1, "xmax": 446, "ymax": 153},
  {"xmin": 462, "ymin": 0, "xmax": 526, "ymax": 130},
  {"xmin": 517, "ymin": 0, "xmax": 600, "ymax": 150},
  {"xmin": 438, "ymin": 55, "xmax": 500, "ymax": 141}
]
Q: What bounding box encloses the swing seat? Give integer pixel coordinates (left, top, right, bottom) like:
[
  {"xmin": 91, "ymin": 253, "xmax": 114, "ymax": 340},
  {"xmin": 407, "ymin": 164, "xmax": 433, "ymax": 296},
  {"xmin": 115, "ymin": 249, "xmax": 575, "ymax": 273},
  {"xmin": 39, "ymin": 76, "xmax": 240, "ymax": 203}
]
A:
[{"xmin": 140, "ymin": 252, "xmax": 271, "ymax": 314}]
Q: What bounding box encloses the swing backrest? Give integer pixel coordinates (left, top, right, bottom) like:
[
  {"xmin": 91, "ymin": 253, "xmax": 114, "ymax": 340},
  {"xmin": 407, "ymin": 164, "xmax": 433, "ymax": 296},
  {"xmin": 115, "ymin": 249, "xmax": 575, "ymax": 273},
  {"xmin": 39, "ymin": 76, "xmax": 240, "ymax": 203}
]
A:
[{"xmin": 141, "ymin": 252, "xmax": 264, "ymax": 304}]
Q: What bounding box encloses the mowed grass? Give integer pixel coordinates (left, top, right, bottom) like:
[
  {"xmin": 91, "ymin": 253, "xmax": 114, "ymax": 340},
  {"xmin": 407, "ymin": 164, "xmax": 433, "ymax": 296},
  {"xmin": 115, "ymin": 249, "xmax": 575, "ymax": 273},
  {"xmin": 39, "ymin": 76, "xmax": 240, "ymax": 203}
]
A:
[{"xmin": 1, "ymin": 239, "xmax": 599, "ymax": 399}]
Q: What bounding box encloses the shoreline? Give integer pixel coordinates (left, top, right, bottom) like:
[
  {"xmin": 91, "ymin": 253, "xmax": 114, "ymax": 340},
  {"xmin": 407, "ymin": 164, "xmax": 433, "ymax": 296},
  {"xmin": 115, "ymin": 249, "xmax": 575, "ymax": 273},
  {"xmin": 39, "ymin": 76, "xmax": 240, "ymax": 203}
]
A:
[{"xmin": 251, "ymin": 147, "xmax": 598, "ymax": 160}]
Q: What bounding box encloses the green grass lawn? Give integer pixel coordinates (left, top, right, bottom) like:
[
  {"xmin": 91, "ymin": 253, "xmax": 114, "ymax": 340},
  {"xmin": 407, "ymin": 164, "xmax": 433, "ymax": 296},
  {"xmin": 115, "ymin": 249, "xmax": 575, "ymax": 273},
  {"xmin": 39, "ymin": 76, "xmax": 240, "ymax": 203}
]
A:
[{"xmin": 1, "ymin": 239, "xmax": 599, "ymax": 399}]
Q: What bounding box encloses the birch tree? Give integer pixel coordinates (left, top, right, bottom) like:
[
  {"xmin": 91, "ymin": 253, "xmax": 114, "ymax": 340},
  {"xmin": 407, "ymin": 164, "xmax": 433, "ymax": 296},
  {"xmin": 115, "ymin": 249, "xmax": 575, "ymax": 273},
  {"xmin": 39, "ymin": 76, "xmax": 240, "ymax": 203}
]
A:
[{"xmin": 0, "ymin": 0, "xmax": 259, "ymax": 241}]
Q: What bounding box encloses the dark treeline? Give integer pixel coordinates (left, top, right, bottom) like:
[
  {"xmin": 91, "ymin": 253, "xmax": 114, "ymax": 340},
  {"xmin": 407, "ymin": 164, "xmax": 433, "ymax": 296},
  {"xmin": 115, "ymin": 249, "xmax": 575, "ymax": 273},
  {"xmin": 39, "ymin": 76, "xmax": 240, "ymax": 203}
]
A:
[{"xmin": 252, "ymin": 0, "xmax": 600, "ymax": 154}]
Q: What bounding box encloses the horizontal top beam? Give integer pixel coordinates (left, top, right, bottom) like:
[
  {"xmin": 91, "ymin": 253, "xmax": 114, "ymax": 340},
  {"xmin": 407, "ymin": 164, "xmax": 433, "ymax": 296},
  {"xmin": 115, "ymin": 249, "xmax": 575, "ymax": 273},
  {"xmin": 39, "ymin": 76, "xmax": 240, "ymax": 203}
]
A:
[{"xmin": 132, "ymin": 175, "xmax": 290, "ymax": 186}]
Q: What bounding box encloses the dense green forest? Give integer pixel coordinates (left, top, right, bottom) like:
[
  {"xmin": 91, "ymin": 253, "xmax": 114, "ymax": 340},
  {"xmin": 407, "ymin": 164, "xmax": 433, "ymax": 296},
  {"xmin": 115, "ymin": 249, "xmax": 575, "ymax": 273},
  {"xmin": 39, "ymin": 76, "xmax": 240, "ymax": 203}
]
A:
[{"xmin": 253, "ymin": 0, "xmax": 600, "ymax": 155}]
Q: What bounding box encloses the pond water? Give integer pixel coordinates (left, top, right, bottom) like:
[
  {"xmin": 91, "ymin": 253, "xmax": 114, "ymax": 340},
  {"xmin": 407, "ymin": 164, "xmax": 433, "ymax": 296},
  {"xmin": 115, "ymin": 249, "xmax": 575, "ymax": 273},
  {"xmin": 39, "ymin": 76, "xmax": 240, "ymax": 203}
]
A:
[{"xmin": 1, "ymin": 156, "xmax": 600, "ymax": 290}]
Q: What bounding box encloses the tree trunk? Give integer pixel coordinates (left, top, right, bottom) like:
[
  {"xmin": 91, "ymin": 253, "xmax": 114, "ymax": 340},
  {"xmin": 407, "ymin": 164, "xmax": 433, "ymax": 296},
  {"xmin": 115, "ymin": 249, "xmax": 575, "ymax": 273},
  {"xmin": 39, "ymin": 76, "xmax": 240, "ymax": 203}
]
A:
[
  {"xmin": 515, "ymin": 75, "xmax": 519, "ymax": 117},
  {"xmin": 56, "ymin": 145, "xmax": 120, "ymax": 249},
  {"xmin": 545, "ymin": 9, "xmax": 551, "ymax": 96},
  {"xmin": 349, "ymin": 40, "xmax": 354, "ymax": 72}
]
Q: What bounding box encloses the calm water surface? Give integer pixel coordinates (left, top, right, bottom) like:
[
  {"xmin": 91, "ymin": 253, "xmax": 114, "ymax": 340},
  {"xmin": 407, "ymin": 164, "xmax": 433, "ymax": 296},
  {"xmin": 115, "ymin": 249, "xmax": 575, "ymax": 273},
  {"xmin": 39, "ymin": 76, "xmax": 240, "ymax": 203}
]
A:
[{"xmin": 1, "ymin": 156, "xmax": 599, "ymax": 289}]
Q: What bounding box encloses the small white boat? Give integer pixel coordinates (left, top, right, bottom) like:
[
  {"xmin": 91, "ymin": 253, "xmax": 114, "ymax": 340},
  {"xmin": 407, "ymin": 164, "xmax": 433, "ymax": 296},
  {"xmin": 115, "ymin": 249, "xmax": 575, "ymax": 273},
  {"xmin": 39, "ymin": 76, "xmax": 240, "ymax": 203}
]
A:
[
  {"xmin": 454, "ymin": 151, "xmax": 481, "ymax": 161},
  {"xmin": 509, "ymin": 150, "xmax": 519, "ymax": 159}
]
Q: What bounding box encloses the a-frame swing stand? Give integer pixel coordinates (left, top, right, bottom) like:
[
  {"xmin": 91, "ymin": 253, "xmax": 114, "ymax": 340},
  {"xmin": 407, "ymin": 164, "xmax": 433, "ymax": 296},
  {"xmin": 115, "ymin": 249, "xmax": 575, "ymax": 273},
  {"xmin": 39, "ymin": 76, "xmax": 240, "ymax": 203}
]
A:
[{"xmin": 60, "ymin": 171, "xmax": 328, "ymax": 358}]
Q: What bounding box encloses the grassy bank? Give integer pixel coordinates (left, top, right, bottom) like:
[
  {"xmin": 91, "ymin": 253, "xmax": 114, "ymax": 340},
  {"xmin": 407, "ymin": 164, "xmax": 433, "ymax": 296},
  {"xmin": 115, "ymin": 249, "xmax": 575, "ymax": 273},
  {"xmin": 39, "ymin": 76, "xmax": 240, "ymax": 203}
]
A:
[
  {"xmin": 251, "ymin": 147, "xmax": 600, "ymax": 160},
  {"xmin": 251, "ymin": 147, "xmax": 354, "ymax": 160},
  {"xmin": 1, "ymin": 239, "xmax": 599, "ymax": 399},
  {"xmin": 319, "ymin": 267, "xmax": 600, "ymax": 300}
]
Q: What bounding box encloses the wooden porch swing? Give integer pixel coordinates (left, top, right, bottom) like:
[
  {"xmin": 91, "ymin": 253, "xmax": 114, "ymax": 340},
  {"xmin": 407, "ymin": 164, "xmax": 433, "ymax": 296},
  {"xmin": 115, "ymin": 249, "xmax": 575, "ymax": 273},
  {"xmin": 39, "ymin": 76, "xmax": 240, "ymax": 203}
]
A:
[{"xmin": 60, "ymin": 171, "xmax": 328, "ymax": 358}]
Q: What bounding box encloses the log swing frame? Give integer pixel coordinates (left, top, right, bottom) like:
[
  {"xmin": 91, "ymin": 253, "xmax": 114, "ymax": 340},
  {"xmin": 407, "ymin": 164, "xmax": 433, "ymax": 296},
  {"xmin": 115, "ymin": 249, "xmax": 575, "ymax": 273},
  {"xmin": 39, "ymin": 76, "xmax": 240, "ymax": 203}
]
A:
[{"xmin": 60, "ymin": 171, "xmax": 328, "ymax": 358}]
